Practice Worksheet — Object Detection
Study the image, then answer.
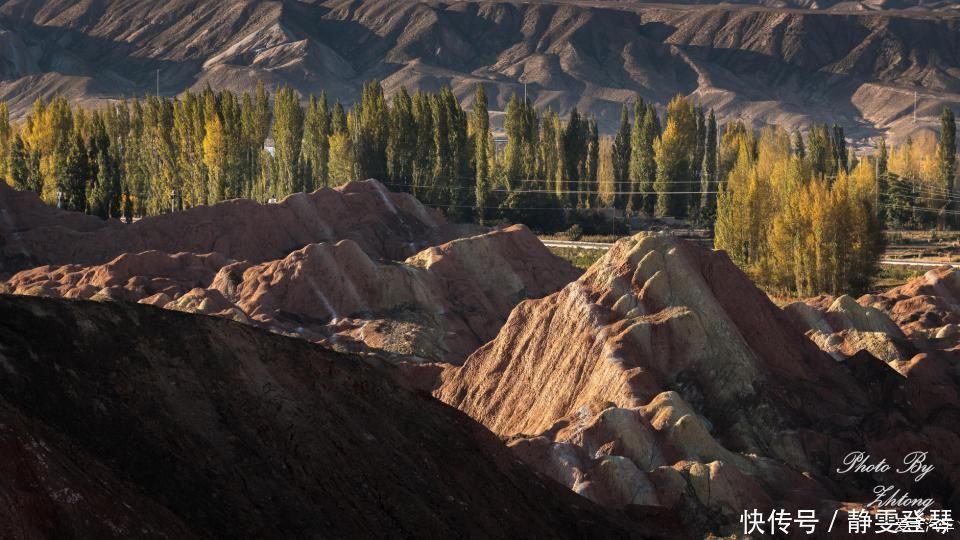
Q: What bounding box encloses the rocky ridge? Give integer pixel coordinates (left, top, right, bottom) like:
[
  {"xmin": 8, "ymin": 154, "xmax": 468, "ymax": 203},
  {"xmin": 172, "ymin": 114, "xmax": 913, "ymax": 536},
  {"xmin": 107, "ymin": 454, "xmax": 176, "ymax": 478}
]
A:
[
  {"xmin": 785, "ymin": 265, "xmax": 960, "ymax": 360},
  {"xmin": 436, "ymin": 233, "xmax": 960, "ymax": 535},
  {"xmin": 3, "ymin": 182, "xmax": 578, "ymax": 364}
]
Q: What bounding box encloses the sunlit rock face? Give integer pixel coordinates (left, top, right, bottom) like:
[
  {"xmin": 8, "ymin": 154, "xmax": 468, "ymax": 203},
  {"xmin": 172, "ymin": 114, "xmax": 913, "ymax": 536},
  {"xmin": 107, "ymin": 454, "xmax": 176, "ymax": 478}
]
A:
[{"xmin": 436, "ymin": 233, "xmax": 960, "ymax": 536}]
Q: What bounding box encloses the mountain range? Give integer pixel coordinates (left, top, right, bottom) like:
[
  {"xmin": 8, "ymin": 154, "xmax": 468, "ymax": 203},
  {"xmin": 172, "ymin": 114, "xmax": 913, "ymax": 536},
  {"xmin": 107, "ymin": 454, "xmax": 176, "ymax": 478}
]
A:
[{"xmin": 0, "ymin": 0, "xmax": 958, "ymax": 142}]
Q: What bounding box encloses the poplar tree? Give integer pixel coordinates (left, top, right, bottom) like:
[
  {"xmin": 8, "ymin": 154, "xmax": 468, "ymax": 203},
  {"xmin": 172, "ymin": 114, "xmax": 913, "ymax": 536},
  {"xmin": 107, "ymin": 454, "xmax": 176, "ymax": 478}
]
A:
[
  {"xmin": 0, "ymin": 102, "xmax": 9, "ymax": 181},
  {"xmin": 355, "ymin": 81, "xmax": 389, "ymax": 181},
  {"xmin": 586, "ymin": 116, "xmax": 599, "ymax": 208},
  {"xmin": 86, "ymin": 111, "xmax": 120, "ymax": 217},
  {"xmin": 432, "ymin": 91, "xmax": 451, "ymax": 207},
  {"xmin": 303, "ymin": 92, "xmax": 331, "ymax": 189},
  {"xmin": 174, "ymin": 92, "xmax": 207, "ymax": 206},
  {"xmin": 246, "ymin": 82, "xmax": 272, "ymax": 197},
  {"xmin": 699, "ymin": 109, "xmax": 718, "ymax": 224},
  {"xmin": 793, "ymin": 130, "xmax": 805, "ymax": 160},
  {"xmin": 521, "ymin": 96, "xmax": 539, "ymax": 182},
  {"xmin": 628, "ymin": 100, "xmax": 644, "ymax": 213},
  {"xmin": 612, "ymin": 103, "xmax": 631, "ymax": 211},
  {"xmin": 254, "ymin": 82, "xmax": 271, "ymax": 146},
  {"xmin": 562, "ymin": 108, "xmax": 588, "ymax": 208},
  {"xmin": 272, "ymin": 85, "xmax": 305, "ymax": 196},
  {"xmin": 411, "ymin": 91, "xmax": 435, "ymax": 200},
  {"xmin": 503, "ymin": 93, "xmax": 524, "ymax": 189},
  {"xmin": 689, "ymin": 106, "xmax": 706, "ymax": 218},
  {"xmin": 7, "ymin": 134, "xmax": 28, "ymax": 191},
  {"xmin": 219, "ymin": 90, "xmax": 244, "ymax": 197},
  {"xmin": 654, "ymin": 95, "xmax": 696, "ymax": 218},
  {"xmin": 538, "ymin": 109, "xmax": 561, "ymax": 193},
  {"xmin": 203, "ymin": 113, "xmax": 228, "ymax": 203},
  {"xmin": 631, "ymin": 103, "xmax": 658, "ymax": 214},
  {"xmin": 833, "ymin": 124, "xmax": 848, "ymax": 174},
  {"xmin": 331, "ymin": 101, "xmax": 347, "ymax": 136},
  {"xmin": 470, "ymin": 84, "xmax": 492, "ymax": 224},
  {"xmin": 65, "ymin": 129, "xmax": 89, "ymax": 211},
  {"xmin": 387, "ymin": 88, "xmax": 416, "ymax": 191},
  {"xmin": 937, "ymin": 106, "xmax": 956, "ymax": 227}
]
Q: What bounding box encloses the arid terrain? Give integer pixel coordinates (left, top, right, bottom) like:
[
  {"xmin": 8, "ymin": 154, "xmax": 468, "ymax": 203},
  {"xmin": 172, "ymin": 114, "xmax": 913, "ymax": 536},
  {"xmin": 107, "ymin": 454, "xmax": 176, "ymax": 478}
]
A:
[
  {"xmin": 0, "ymin": 0, "xmax": 958, "ymax": 141},
  {"xmin": 2, "ymin": 0, "xmax": 960, "ymax": 536},
  {"xmin": 2, "ymin": 180, "xmax": 959, "ymax": 536},
  {"xmin": 439, "ymin": 232, "xmax": 960, "ymax": 535},
  {"xmin": 0, "ymin": 293, "xmax": 666, "ymax": 538}
]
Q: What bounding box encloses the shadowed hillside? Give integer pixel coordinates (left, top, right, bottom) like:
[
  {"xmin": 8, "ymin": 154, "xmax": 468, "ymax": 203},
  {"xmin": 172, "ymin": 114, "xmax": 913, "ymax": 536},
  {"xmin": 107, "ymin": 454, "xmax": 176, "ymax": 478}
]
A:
[{"xmin": 0, "ymin": 293, "xmax": 671, "ymax": 538}]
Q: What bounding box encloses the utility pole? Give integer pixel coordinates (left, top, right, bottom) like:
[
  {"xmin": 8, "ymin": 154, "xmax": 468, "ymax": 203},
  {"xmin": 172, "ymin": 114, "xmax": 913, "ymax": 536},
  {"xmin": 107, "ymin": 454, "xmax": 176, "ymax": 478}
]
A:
[
  {"xmin": 875, "ymin": 151, "xmax": 880, "ymax": 219},
  {"xmin": 913, "ymin": 91, "xmax": 918, "ymax": 124},
  {"xmin": 157, "ymin": 69, "xmax": 160, "ymax": 98}
]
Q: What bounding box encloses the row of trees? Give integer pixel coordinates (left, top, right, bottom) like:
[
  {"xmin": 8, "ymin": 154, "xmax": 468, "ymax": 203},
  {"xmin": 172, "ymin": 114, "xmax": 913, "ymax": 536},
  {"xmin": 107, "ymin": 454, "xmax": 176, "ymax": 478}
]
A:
[
  {"xmin": 714, "ymin": 126, "xmax": 884, "ymax": 296},
  {"xmin": 0, "ymin": 84, "xmax": 722, "ymax": 228},
  {"xmin": 878, "ymin": 106, "xmax": 958, "ymax": 230},
  {"xmin": 0, "ymin": 82, "xmax": 483, "ymax": 221},
  {"xmin": 712, "ymin": 104, "xmax": 957, "ymax": 296}
]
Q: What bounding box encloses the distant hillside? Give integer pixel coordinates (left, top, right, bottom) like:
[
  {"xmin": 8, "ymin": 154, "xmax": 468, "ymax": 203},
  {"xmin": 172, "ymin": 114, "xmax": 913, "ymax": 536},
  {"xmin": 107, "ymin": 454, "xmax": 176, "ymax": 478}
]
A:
[{"xmin": 0, "ymin": 0, "xmax": 958, "ymax": 142}]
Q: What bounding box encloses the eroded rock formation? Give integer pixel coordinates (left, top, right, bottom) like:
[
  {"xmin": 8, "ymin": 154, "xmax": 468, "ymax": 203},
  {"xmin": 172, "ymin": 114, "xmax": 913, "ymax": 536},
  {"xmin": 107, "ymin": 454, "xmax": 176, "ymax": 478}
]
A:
[
  {"xmin": 5, "ymin": 224, "xmax": 578, "ymax": 364},
  {"xmin": 865, "ymin": 266, "xmax": 960, "ymax": 350},
  {"xmin": 785, "ymin": 266, "xmax": 960, "ymax": 363},
  {"xmin": 436, "ymin": 233, "xmax": 960, "ymax": 536}
]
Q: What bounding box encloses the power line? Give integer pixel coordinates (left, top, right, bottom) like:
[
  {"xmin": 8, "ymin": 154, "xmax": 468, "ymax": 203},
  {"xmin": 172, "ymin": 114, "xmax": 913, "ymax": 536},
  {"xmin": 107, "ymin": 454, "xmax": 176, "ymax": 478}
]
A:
[
  {"xmin": 377, "ymin": 182, "xmax": 716, "ymax": 196},
  {"xmin": 497, "ymin": 190, "xmax": 718, "ymax": 195},
  {"xmin": 423, "ymin": 203, "xmax": 586, "ymax": 212},
  {"xmin": 880, "ymin": 203, "xmax": 960, "ymax": 216}
]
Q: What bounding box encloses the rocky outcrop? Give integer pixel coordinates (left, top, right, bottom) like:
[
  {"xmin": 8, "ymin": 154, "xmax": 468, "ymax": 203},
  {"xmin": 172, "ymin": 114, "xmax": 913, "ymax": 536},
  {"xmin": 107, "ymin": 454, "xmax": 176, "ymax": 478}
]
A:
[
  {"xmin": 0, "ymin": 293, "xmax": 650, "ymax": 538},
  {"xmin": 6, "ymin": 250, "xmax": 231, "ymax": 301},
  {"xmin": 6, "ymin": 224, "xmax": 578, "ymax": 364},
  {"xmin": 223, "ymin": 224, "xmax": 578, "ymax": 363},
  {"xmin": 436, "ymin": 233, "xmax": 960, "ymax": 536},
  {"xmin": 863, "ymin": 266, "xmax": 960, "ymax": 349},
  {"xmin": 784, "ymin": 294, "xmax": 916, "ymax": 362},
  {"xmin": 0, "ymin": 179, "xmax": 455, "ymax": 276},
  {"xmin": 785, "ymin": 266, "xmax": 960, "ymax": 364}
]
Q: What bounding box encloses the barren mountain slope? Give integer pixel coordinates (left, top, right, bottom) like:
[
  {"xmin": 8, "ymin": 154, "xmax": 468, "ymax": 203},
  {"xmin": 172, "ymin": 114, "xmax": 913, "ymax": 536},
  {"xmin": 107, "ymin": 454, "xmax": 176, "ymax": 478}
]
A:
[
  {"xmin": 435, "ymin": 233, "xmax": 960, "ymax": 535},
  {"xmin": 0, "ymin": 293, "xmax": 660, "ymax": 538},
  {"xmin": 0, "ymin": 0, "xmax": 957, "ymax": 141}
]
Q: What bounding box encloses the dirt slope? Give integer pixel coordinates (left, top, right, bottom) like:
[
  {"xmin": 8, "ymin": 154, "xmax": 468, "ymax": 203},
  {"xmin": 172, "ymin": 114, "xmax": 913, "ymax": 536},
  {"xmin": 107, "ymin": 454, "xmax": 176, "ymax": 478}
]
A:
[
  {"xmin": 0, "ymin": 0, "xmax": 957, "ymax": 141},
  {"xmin": 0, "ymin": 293, "xmax": 656, "ymax": 539}
]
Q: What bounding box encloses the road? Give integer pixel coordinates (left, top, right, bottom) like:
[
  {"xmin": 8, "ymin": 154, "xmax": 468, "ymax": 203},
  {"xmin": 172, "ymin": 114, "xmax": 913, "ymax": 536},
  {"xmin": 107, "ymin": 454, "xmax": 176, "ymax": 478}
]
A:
[
  {"xmin": 542, "ymin": 239, "xmax": 960, "ymax": 268},
  {"xmin": 541, "ymin": 239, "xmax": 614, "ymax": 251}
]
